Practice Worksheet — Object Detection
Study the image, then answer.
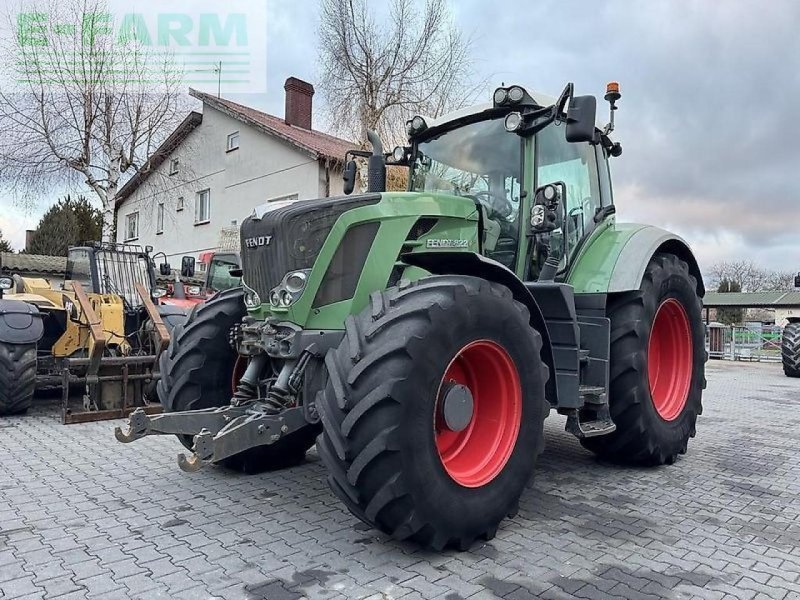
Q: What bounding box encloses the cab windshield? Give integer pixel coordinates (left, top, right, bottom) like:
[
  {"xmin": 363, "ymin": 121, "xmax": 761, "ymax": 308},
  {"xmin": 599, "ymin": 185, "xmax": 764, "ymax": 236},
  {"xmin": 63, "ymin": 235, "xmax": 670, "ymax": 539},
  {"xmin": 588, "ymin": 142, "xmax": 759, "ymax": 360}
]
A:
[
  {"xmin": 207, "ymin": 255, "xmax": 241, "ymax": 292},
  {"xmin": 409, "ymin": 117, "xmax": 522, "ymax": 268}
]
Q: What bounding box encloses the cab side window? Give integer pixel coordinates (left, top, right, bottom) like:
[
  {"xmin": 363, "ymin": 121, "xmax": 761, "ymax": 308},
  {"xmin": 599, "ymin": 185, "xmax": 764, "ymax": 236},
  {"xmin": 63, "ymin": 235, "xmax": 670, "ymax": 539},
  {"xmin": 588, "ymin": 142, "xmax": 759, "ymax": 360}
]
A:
[
  {"xmin": 596, "ymin": 145, "xmax": 614, "ymax": 206},
  {"xmin": 535, "ymin": 126, "xmax": 601, "ymax": 262}
]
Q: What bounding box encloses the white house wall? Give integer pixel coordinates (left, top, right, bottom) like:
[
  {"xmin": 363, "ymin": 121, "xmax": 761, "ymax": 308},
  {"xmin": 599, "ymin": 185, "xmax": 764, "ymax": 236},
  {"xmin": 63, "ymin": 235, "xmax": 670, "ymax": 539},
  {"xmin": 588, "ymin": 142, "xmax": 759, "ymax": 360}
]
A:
[{"xmin": 116, "ymin": 106, "xmax": 336, "ymax": 261}]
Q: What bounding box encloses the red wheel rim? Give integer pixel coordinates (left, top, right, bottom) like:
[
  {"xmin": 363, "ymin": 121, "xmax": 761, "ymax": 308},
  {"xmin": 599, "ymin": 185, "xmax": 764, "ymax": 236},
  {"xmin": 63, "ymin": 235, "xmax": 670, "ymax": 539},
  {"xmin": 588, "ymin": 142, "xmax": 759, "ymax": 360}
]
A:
[
  {"xmin": 435, "ymin": 340, "xmax": 522, "ymax": 488},
  {"xmin": 648, "ymin": 299, "xmax": 693, "ymax": 421}
]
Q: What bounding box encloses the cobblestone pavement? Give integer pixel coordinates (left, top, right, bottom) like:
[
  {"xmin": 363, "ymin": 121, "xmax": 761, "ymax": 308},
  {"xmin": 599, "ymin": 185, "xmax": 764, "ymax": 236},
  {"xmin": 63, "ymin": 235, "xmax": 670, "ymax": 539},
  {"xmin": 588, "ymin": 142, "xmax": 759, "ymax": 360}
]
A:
[{"xmin": 1, "ymin": 361, "xmax": 799, "ymax": 600}]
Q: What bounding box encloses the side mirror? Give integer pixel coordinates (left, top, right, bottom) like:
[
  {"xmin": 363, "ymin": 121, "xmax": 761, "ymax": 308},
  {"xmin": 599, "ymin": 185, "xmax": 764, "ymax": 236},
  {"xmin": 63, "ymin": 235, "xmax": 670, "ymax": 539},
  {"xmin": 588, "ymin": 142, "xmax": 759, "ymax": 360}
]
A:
[
  {"xmin": 795, "ymin": 272, "xmax": 800, "ymax": 288},
  {"xmin": 342, "ymin": 159, "xmax": 357, "ymax": 195},
  {"xmin": 565, "ymin": 95, "xmax": 597, "ymax": 143},
  {"xmin": 181, "ymin": 256, "xmax": 196, "ymax": 278},
  {"xmin": 530, "ymin": 182, "xmax": 565, "ymax": 234},
  {"xmin": 159, "ymin": 262, "xmax": 171, "ymax": 276}
]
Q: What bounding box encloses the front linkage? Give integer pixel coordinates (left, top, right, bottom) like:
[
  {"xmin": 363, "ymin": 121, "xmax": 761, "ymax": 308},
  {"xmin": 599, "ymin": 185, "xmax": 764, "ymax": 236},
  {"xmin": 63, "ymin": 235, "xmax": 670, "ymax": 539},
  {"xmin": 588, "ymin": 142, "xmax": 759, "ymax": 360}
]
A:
[
  {"xmin": 115, "ymin": 312, "xmax": 337, "ymax": 471},
  {"xmin": 115, "ymin": 403, "xmax": 307, "ymax": 471}
]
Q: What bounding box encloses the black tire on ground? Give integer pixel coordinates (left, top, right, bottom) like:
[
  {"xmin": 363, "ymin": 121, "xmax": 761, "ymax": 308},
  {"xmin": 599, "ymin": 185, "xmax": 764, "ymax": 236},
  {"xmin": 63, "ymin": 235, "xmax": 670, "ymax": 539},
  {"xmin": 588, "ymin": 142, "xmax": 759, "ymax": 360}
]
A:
[
  {"xmin": 316, "ymin": 276, "xmax": 549, "ymax": 551},
  {"xmin": 783, "ymin": 322, "xmax": 800, "ymax": 378},
  {"xmin": 580, "ymin": 253, "xmax": 705, "ymax": 465},
  {"xmin": 143, "ymin": 305, "xmax": 189, "ymax": 402},
  {"xmin": 0, "ymin": 342, "xmax": 37, "ymax": 416},
  {"xmin": 157, "ymin": 287, "xmax": 319, "ymax": 472}
]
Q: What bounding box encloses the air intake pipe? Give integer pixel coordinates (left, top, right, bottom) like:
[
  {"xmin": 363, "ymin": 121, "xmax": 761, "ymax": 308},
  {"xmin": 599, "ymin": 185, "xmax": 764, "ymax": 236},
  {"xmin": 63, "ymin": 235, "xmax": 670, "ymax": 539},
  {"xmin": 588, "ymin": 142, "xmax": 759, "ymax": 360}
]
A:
[{"xmin": 366, "ymin": 129, "xmax": 386, "ymax": 193}]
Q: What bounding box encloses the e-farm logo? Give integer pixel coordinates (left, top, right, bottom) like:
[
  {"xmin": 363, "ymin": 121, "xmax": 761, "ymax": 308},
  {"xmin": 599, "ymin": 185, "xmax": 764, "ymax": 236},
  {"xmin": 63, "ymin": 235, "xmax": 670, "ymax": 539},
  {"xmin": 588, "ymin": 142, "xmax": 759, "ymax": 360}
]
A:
[{"xmin": 10, "ymin": 0, "xmax": 267, "ymax": 93}]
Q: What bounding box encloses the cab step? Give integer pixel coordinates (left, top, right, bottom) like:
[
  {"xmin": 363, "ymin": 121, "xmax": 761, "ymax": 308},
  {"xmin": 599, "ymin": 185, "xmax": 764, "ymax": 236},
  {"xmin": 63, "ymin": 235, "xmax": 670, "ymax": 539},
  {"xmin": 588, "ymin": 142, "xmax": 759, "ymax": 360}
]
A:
[
  {"xmin": 565, "ymin": 408, "xmax": 616, "ymax": 439},
  {"xmin": 578, "ymin": 384, "xmax": 606, "ymax": 400}
]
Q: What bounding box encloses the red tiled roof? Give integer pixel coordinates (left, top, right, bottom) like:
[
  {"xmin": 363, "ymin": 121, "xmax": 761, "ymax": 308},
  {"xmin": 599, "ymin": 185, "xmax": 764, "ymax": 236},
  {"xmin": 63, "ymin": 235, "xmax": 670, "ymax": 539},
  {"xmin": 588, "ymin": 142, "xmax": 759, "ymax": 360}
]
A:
[
  {"xmin": 116, "ymin": 91, "xmax": 356, "ymax": 206},
  {"xmin": 189, "ymin": 88, "xmax": 354, "ymax": 163}
]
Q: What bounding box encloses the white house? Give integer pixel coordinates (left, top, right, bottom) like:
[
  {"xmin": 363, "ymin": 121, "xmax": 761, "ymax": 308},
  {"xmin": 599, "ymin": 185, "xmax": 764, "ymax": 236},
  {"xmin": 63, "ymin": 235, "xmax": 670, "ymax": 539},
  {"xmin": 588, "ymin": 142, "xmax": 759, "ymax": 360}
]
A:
[{"xmin": 114, "ymin": 77, "xmax": 354, "ymax": 262}]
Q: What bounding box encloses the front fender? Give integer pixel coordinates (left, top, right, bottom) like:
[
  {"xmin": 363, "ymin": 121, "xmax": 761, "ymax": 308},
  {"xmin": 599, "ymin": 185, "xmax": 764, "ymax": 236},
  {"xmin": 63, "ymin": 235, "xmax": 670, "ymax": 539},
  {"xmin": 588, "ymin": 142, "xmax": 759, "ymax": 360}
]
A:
[
  {"xmin": 567, "ymin": 222, "xmax": 705, "ymax": 297},
  {"xmin": 0, "ymin": 299, "xmax": 44, "ymax": 345}
]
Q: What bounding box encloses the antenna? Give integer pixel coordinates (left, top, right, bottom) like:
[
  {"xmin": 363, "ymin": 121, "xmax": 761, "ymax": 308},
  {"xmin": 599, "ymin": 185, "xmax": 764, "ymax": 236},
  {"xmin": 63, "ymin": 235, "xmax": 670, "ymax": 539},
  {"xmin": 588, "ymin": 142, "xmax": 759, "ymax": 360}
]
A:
[{"xmin": 213, "ymin": 61, "xmax": 222, "ymax": 98}]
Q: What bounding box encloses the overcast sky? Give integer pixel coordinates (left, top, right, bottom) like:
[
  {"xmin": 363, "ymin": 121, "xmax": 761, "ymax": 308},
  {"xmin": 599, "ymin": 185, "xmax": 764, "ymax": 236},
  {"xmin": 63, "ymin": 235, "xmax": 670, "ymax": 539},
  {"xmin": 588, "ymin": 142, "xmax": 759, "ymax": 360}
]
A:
[{"xmin": 2, "ymin": 0, "xmax": 798, "ymax": 277}]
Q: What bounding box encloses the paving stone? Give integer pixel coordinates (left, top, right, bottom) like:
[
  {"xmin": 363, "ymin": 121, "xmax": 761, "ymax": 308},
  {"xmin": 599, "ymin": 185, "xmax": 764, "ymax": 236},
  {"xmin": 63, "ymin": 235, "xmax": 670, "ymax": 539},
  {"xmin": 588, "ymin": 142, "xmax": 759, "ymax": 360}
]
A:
[{"xmin": 0, "ymin": 362, "xmax": 798, "ymax": 600}]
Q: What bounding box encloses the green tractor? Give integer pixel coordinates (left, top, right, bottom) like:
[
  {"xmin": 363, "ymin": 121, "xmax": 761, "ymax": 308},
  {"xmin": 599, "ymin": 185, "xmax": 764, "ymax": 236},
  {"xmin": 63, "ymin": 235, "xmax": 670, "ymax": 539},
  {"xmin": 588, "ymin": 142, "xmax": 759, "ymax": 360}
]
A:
[{"xmin": 116, "ymin": 82, "xmax": 706, "ymax": 550}]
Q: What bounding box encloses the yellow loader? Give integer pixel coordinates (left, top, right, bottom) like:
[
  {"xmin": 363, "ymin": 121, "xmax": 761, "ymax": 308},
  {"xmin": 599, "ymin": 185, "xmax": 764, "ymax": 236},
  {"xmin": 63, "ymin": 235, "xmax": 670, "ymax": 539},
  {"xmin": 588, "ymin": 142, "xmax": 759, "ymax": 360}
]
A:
[{"xmin": 0, "ymin": 243, "xmax": 186, "ymax": 423}]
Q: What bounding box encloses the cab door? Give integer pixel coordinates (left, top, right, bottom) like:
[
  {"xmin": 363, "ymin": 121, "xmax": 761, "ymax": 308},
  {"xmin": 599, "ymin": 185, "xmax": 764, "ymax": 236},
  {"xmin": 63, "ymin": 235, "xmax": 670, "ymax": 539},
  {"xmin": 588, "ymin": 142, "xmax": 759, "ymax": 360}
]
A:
[{"xmin": 534, "ymin": 125, "xmax": 602, "ymax": 268}]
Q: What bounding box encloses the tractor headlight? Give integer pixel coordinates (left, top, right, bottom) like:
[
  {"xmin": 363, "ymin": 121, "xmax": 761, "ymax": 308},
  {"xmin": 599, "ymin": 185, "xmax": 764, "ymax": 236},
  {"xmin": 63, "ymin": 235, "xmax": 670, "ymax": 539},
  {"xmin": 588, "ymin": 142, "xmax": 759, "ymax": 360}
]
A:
[
  {"xmin": 507, "ymin": 85, "xmax": 525, "ymax": 103},
  {"xmin": 269, "ymin": 269, "xmax": 310, "ymax": 309},
  {"xmin": 531, "ymin": 205, "xmax": 545, "ymax": 227},
  {"xmin": 392, "ymin": 146, "xmax": 406, "ymax": 162},
  {"xmin": 406, "ymin": 115, "xmax": 427, "ymax": 136},
  {"xmin": 0, "ymin": 277, "xmax": 12, "ymax": 291},
  {"xmin": 244, "ymin": 287, "xmax": 261, "ymax": 308},
  {"xmin": 493, "ymin": 87, "xmax": 509, "ymax": 105},
  {"xmin": 279, "ymin": 290, "xmax": 293, "ymax": 307},
  {"xmin": 151, "ymin": 287, "xmax": 167, "ymax": 299},
  {"xmin": 186, "ymin": 285, "xmax": 202, "ymax": 296},
  {"xmin": 284, "ymin": 271, "xmax": 308, "ymax": 294},
  {"xmin": 504, "ymin": 112, "xmax": 523, "ymax": 132}
]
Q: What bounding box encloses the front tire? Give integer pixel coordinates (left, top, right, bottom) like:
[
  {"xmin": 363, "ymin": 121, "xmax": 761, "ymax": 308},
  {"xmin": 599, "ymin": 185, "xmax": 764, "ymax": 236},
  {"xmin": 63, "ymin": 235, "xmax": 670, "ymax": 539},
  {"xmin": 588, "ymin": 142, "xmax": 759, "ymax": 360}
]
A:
[
  {"xmin": 316, "ymin": 276, "xmax": 549, "ymax": 550},
  {"xmin": 0, "ymin": 342, "xmax": 37, "ymax": 415},
  {"xmin": 143, "ymin": 305, "xmax": 188, "ymax": 402},
  {"xmin": 157, "ymin": 288, "xmax": 319, "ymax": 472},
  {"xmin": 580, "ymin": 253, "xmax": 705, "ymax": 465},
  {"xmin": 783, "ymin": 322, "xmax": 800, "ymax": 378}
]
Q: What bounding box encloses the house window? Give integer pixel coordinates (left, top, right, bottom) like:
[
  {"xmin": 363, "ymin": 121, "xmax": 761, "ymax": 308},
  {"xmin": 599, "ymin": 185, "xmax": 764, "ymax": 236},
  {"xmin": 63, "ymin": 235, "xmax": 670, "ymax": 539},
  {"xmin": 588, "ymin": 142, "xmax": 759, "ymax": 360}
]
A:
[
  {"xmin": 227, "ymin": 131, "xmax": 240, "ymax": 151},
  {"xmin": 125, "ymin": 212, "xmax": 139, "ymax": 241},
  {"xmin": 156, "ymin": 203, "xmax": 164, "ymax": 234},
  {"xmin": 176, "ymin": 196, "xmax": 185, "ymax": 211},
  {"xmin": 195, "ymin": 189, "xmax": 211, "ymax": 224},
  {"xmin": 169, "ymin": 158, "xmax": 179, "ymax": 175}
]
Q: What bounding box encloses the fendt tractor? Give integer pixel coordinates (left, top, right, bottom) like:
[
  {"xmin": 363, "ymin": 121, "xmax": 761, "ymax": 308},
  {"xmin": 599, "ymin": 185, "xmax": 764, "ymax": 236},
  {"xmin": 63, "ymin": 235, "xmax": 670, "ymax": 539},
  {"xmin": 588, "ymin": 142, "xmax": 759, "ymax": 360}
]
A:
[
  {"xmin": 0, "ymin": 243, "xmax": 186, "ymax": 422},
  {"xmin": 116, "ymin": 82, "xmax": 707, "ymax": 550},
  {"xmin": 782, "ymin": 272, "xmax": 800, "ymax": 377}
]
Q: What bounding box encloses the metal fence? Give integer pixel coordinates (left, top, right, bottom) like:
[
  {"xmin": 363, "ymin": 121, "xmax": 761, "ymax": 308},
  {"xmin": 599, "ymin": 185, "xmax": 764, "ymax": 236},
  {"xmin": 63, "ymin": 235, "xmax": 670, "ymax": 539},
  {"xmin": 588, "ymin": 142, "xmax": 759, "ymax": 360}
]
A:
[{"xmin": 706, "ymin": 323, "xmax": 783, "ymax": 362}]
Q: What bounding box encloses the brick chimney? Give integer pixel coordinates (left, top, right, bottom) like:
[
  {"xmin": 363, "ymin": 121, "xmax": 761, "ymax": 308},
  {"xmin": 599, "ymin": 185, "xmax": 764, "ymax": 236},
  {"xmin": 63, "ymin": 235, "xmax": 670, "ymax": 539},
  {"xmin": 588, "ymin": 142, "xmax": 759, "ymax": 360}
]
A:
[{"xmin": 284, "ymin": 77, "xmax": 314, "ymax": 130}]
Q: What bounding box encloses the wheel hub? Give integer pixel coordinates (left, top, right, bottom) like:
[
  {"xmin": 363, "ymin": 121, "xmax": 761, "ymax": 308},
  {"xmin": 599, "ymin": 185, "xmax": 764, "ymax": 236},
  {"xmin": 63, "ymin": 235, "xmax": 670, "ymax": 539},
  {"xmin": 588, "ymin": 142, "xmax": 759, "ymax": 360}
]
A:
[
  {"xmin": 434, "ymin": 340, "xmax": 522, "ymax": 488},
  {"xmin": 438, "ymin": 382, "xmax": 474, "ymax": 432}
]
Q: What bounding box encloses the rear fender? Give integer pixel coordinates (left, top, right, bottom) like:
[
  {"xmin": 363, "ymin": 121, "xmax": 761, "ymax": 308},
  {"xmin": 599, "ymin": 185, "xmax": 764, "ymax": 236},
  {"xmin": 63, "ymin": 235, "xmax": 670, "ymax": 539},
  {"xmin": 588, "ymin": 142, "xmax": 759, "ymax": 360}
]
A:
[
  {"xmin": 0, "ymin": 299, "xmax": 44, "ymax": 345},
  {"xmin": 402, "ymin": 251, "xmax": 558, "ymax": 404},
  {"xmin": 568, "ymin": 223, "xmax": 705, "ymax": 297}
]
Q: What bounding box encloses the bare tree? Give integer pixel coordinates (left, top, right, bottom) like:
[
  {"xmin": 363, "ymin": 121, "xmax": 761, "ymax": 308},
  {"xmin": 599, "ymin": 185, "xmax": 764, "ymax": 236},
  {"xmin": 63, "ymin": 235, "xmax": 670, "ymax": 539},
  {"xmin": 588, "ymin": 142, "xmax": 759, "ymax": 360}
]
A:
[
  {"xmin": 0, "ymin": 0, "xmax": 187, "ymax": 242},
  {"xmin": 318, "ymin": 0, "xmax": 481, "ymax": 146},
  {"xmin": 708, "ymin": 260, "xmax": 796, "ymax": 293}
]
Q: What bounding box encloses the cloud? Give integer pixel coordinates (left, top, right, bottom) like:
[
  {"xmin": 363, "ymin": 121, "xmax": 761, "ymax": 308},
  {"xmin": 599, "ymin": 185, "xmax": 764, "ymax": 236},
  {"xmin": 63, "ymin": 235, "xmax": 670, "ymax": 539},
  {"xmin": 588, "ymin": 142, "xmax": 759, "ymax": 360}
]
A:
[{"xmin": 455, "ymin": 0, "xmax": 800, "ymax": 271}]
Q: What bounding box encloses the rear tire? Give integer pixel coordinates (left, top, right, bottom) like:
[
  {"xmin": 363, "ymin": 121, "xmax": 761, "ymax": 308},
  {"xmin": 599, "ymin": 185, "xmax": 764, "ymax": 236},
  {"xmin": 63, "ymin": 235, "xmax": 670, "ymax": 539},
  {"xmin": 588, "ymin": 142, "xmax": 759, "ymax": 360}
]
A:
[
  {"xmin": 783, "ymin": 322, "xmax": 800, "ymax": 378},
  {"xmin": 580, "ymin": 253, "xmax": 705, "ymax": 465},
  {"xmin": 0, "ymin": 342, "xmax": 37, "ymax": 416},
  {"xmin": 157, "ymin": 288, "xmax": 319, "ymax": 472},
  {"xmin": 316, "ymin": 276, "xmax": 549, "ymax": 550}
]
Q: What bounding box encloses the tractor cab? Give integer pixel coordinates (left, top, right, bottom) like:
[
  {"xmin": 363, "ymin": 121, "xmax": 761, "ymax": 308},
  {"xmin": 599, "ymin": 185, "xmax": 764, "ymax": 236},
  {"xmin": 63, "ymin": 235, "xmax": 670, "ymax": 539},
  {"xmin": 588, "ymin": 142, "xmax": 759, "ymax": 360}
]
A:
[
  {"xmin": 398, "ymin": 83, "xmax": 620, "ymax": 286},
  {"xmin": 199, "ymin": 251, "xmax": 241, "ymax": 294},
  {"xmin": 65, "ymin": 243, "xmax": 156, "ymax": 311}
]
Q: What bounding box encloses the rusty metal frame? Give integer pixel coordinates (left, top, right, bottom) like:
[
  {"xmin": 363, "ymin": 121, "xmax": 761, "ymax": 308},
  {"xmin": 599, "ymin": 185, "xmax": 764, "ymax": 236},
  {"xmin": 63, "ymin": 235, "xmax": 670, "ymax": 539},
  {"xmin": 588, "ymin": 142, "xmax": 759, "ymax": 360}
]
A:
[
  {"xmin": 135, "ymin": 282, "xmax": 170, "ymax": 353},
  {"xmin": 55, "ymin": 283, "xmax": 172, "ymax": 425}
]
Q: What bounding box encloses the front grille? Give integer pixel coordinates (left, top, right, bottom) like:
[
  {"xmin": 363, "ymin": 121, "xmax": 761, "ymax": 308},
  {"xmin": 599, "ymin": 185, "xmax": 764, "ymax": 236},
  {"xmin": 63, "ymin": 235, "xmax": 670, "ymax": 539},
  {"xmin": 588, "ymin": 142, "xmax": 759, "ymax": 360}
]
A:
[{"xmin": 240, "ymin": 194, "xmax": 381, "ymax": 301}]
